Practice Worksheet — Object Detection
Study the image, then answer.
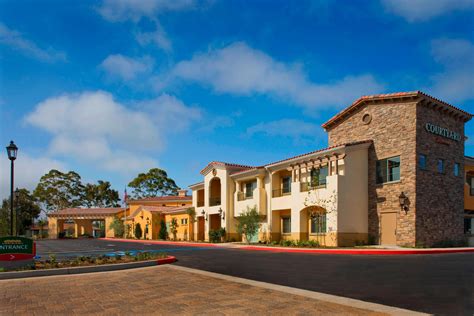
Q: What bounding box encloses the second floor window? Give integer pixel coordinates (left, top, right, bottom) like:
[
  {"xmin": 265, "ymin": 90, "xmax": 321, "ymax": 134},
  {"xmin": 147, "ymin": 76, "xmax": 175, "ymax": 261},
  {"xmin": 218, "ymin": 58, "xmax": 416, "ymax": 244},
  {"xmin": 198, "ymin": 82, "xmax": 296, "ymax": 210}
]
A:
[
  {"xmin": 282, "ymin": 176, "xmax": 291, "ymax": 194},
  {"xmin": 310, "ymin": 166, "xmax": 328, "ymax": 186},
  {"xmin": 245, "ymin": 181, "xmax": 257, "ymax": 198},
  {"xmin": 467, "ymin": 174, "xmax": 474, "ymax": 196},
  {"xmin": 376, "ymin": 156, "xmax": 400, "ymax": 184}
]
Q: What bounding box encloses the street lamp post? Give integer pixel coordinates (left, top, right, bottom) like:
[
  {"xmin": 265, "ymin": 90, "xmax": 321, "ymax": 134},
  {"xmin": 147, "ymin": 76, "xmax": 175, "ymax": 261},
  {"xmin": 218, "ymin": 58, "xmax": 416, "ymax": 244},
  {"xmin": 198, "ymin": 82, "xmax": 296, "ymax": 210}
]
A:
[{"xmin": 6, "ymin": 141, "xmax": 18, "ymax": 236}]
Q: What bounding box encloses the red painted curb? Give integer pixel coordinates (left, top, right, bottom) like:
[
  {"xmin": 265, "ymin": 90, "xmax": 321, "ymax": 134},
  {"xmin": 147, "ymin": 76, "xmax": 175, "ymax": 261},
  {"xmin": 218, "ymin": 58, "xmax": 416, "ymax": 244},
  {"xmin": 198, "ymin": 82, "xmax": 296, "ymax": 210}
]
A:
[
  {"xmin": 238, "ymin": 246, "xmax": 474, "ymax": 255},
  {"xmin": 157, "ymin": 256, "xmax": 177, "ymax": 265},
  {"xmin": 100, "ymin": 238, "xmax": 217, "ymax": 248}
]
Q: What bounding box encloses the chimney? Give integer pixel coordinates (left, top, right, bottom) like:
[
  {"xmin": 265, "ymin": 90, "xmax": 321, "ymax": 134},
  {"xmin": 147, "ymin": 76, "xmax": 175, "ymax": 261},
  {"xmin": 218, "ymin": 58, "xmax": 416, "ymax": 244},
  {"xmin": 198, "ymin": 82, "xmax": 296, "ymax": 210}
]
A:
[{"xmin": 178, "ymin": 189, "xmax": 187, "ymax": 197}]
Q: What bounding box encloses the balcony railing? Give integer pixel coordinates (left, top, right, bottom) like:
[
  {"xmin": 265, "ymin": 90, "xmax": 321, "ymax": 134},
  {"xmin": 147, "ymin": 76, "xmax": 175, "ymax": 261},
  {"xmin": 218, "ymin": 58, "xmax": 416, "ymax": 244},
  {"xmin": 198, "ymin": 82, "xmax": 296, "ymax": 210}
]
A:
[
  {"xmin": 197, "ymin": 201, "xmax": 204, "ymax": 207},
  {"xmin": 272, "ymin": 188, "xmax": 291, "ymax": 198},
  {"xmin": 209, "ymin": 197, "xmax": 221, "ymax": 206},
  {"xmin": 237, "ymin": 192, "xmax": 254, "ymax": 201},
  {"xmin": 300, "ymin": 182, "xmax": 327, "ymax": 192}
]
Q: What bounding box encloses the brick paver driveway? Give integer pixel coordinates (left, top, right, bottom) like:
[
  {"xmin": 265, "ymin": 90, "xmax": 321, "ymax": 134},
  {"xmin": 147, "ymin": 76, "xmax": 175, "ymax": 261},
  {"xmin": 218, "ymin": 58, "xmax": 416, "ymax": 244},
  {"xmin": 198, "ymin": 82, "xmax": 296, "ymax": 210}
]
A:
[
  {"xmin": 0, "ymin": 266, "xmax": 385, "ymax": 315},
  {"xmin": 34, "ymin": 239, "xmax": 474, "ymax": 314}
]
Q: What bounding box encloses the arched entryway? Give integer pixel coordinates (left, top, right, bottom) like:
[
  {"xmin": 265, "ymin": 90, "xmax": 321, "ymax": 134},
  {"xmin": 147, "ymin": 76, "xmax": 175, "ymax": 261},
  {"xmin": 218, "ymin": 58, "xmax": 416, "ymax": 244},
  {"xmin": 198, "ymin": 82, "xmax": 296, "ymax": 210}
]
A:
[
  {"xmin": 209, "ymin": 177, "xmax": 221, "ymax": 206},
  {"xmin": 300, "ymin": 206, "xmax": 327, "ymax": 244}
]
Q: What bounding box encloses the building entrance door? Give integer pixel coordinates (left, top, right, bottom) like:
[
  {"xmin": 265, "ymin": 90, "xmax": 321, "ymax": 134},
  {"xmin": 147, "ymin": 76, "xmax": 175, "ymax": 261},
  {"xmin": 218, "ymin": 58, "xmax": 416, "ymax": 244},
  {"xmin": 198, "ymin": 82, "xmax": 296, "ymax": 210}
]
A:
[
  {"xmin": 198, "ymin": 217, "xmax": 205, "ymax": 241},
  {"xmin": 380, "ymin": 212, "xmax": 397, "ymax": 245}
]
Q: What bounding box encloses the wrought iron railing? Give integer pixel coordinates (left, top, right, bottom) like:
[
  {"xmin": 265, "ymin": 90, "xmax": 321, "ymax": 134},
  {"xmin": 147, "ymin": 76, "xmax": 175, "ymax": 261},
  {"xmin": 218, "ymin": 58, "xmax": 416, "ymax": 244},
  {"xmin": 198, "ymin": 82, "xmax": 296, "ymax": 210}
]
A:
[
  {"xmin": 272, "ymin": 188, "xmax": 291, "ymax": 198},
  {"xmin": 300, "ymin": 182, "xmax": 327, "ymax": 192},
  {"xmin": 237, "ymin": 192, "xmax": 254, "ymax": 201},
  {"xmin": 209, "ymin": 197, "xmax": 221, "ymax": 206}
]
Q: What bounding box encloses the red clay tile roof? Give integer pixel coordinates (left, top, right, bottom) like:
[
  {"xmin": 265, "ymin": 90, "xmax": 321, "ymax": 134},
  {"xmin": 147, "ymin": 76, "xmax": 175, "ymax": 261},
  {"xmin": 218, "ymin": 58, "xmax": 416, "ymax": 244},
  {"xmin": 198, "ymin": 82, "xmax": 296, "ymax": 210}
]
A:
[
  {"xmin": 128, "ymin": 196, "xmax": 192, "ymax": 203},
  {"xmin": 200, "ymin": 161, "xmax": 254, "ymax": 175},
  {"xmin": 229, "ymin": 140, "xmax": 372, "ymax": 176},
  {"xmin": 48, "ymin": 208, "xmax": 125, "ymax": 217},
  {"xmin": 322, "ymin": 91, "xmax": 472, "ymax": 130},
  {"xmin": 127, "ymin": 205, "xmax": 192, "ymax": 218}
]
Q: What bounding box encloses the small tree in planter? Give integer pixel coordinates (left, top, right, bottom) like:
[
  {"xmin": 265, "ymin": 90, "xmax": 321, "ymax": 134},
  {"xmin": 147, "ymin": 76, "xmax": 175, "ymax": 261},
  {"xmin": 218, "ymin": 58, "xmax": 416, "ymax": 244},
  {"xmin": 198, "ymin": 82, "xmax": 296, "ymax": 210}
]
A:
[
  {"xmin": 159, "ymin": 219, "xmax": 168, "ymax": 240},
  {"xmin": 134, "ymin": 222, "xmax": 143, "ymax": 239},
  {"xmin": 235, "ymin": 206, "xmax": 260, "ymax": 244},
  {"xmin": 109, "ymin": 216, "xmax": 124, "ymax": 238},
  {"xmin": 170, "ymin": 218, "xmax": 179, "ymax": 241}
]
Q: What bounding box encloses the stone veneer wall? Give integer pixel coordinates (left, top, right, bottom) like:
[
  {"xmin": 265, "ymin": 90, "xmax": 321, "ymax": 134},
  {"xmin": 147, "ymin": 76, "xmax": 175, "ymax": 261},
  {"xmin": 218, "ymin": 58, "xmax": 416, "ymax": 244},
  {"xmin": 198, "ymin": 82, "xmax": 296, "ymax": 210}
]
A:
[
  {"xmin": 415, "ymin": 103, "xmax": 465, "ymax": 246},
  {"xmin": 327, "ymin": 100, "xmax": 418, "ymax": 246}
]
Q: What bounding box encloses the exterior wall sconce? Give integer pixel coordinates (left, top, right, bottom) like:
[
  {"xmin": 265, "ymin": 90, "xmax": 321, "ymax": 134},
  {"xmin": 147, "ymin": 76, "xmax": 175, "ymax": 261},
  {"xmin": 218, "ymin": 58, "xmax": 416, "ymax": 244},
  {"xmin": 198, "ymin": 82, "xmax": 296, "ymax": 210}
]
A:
[
  {"xmin": 201, "ymin": 210, "xmax": 208, "ymax": 221},
  {"xmin": 399, "ymin": 192, "xmax": 409, "ymax": 213},
  {"xmin": 218, "ymin": 208, "xmax": 225, "ymax": 220}
]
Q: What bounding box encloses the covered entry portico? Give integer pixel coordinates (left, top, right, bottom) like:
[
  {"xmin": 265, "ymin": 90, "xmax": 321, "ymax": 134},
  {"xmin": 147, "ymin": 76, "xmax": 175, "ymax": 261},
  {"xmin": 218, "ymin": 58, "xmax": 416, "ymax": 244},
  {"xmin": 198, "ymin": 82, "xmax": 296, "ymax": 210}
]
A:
[{"xmin": 48, "ymin": 208, "xmax": 125, "ymax": 239}]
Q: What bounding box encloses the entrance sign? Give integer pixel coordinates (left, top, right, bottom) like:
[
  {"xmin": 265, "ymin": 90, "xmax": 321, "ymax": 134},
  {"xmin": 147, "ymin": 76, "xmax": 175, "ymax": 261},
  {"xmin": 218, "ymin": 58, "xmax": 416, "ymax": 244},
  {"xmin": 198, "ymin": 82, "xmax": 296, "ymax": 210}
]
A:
[
  {"xmin": 425, "ymin": 123, "xmax": 461, "ymax": 142},
  {"xmin": 0, "ymin": 236, "xmax": 35, "ymax": 261}
]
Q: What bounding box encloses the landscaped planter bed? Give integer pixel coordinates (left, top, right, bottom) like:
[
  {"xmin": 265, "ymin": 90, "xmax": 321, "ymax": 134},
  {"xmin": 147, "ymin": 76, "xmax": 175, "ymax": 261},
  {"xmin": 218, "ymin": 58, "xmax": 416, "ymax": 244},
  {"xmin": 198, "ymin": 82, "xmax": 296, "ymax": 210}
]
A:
[{"xmin": 0, "ymin": 252, "xmax": 176, "ymax": 279}]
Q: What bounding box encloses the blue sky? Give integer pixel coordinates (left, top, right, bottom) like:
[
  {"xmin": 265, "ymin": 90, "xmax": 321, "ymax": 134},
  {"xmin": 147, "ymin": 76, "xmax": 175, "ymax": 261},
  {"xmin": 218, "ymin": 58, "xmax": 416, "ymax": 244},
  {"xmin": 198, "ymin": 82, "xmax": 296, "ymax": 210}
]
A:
[{"xmin": 0, "ymin": 0, "xmax": 473, "ymax": 199}]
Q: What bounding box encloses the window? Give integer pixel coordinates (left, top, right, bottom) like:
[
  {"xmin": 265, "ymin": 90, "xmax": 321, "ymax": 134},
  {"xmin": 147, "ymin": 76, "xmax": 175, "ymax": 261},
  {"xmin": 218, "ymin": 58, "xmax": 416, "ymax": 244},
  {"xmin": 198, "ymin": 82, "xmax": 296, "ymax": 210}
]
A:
[
  {"xmin": 437, "ymin": 159, "xmax": 445, "ymax": 174},
  {"xmin": 465, "ymin": 217, "xmax": 473, "ymax": 235},
  {"xmin": 419, "ymin": 154, "xmax": 427, "ymax": 170},
  {"xmin": 245, "ymin": 181, "xmax": 257, "ymax": 198},
  {"xmin": 310, "ymin": 166, "xmax": 328, "ymax": 186},
  {"xmin": 181, "ymin": 218, "xmax": 188, "ymax": 225},
  {"xmin": 282, "ymin": 217, "xmax": 291, "ymax": 234},
  {"xmin": 310, "ymin": 213, "xmax": 327, "ymax": 234},
  {"xmin": 376, "ymin": 156, "xmax": 400, "ymax": 184},
  {"xmin": 454, "ymin": 163, "xmax": 460, "ymax": 177},
  {"xmin": 282, "ymin": 176, "xmax": 291, "ymax": 194},
  {"xmin": 467, "ymin": 174, "xmax": 474, "ymax": 196}
]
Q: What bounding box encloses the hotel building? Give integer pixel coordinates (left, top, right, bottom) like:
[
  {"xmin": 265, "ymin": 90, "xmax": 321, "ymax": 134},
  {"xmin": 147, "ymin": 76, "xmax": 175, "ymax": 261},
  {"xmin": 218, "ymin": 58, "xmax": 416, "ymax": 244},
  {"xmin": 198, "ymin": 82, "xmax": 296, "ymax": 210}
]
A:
[{"xmin": 190, "ymin": 91, "xmax": 472, "ymax": 247}]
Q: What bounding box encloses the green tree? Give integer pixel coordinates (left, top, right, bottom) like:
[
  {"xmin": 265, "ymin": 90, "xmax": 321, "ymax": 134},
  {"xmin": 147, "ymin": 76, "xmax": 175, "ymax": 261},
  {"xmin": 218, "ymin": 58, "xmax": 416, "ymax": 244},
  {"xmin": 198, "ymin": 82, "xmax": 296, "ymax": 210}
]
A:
[
  {"xmin": 159, "ymin": 219, "xmax": 168, "ymax": 240},
  {"xmin": 134, "ymin": 222, "xmax": 143, "ymax": 239},
  {"xmin": 0, "ymin": 189, "xmax": 41, "ymax": 236},
  {"xmin": 37, "ymin": 218, "xmax": 48, "ymax": 239},
  {"xmin": 128, "ymin": 168, "xmax": 179, "ymax": 199},
  {"xmin": 186, "ymin": 207, "xmax": 196, "ymax": 224},
  {"xmin": 82, "ymin": 180, "xmax": 120, "ymax": 208},
  {"xmin": 170, "ymin": 218, "xmax": 179, "ymax": 241},
  {"xmin": 33, "ymin": 169, "xmax": 84, "ymax": 213},
  {"xmin": 109, "ymin": 217, "xmax": 124, "ymax": 238},
  {"xmin": 235, "ymin": 206, "xmax": 261, "ymax": 244}
]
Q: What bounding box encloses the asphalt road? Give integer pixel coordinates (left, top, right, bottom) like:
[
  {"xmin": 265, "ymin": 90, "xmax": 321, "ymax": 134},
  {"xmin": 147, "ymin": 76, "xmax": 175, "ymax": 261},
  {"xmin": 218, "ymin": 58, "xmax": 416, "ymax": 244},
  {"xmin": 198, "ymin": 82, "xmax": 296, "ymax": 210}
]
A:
[{"xmin": 36, "ymin": 239, "xmax": 474, "ymax": 315}]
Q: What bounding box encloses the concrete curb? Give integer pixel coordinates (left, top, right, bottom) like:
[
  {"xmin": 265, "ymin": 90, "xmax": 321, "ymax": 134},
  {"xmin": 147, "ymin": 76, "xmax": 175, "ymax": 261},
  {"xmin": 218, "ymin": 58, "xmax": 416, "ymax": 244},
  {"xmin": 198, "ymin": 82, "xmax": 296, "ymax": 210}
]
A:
[
  {"xmin": 100, "ymin": 237, "xmax": 217, "ymax": 247},
  {"xmin": 0, "ymin": 256, "xmax": 176, "ymax": 280},
  {"xmin": 237, "ymin": 245, "xmax": 474, "ymax": 255},
  {"xmin": 102, "ymin": 238, "xmax": 474, "ymax": 255},
  {"xmin": 168, "ymin": 265, "xmax": 429, "ymax": 316}
]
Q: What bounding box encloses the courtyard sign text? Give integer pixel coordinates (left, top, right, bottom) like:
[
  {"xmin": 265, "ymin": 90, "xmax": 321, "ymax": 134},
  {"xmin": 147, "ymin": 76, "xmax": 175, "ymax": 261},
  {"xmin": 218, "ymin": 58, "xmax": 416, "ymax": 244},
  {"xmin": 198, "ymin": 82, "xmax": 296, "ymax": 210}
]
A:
[{"xmin": 425, "ymin": 123, "xmax": 461, "ymax": 142}]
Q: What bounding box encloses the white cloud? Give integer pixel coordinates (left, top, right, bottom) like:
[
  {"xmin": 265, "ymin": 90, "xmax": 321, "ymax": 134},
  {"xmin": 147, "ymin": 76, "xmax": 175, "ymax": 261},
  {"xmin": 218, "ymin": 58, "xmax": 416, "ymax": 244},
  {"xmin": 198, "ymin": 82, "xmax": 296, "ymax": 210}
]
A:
[
  {"xmin": 0, "ymin": 153, "xmax": 66, "ymax": 200},
  {"xmin": 426, "ymin": 38, "xmax": 474, "ymax": 102},
  {"xmin": 246, "ymin": 119, "xmax": 324, "ymax": 143},
  {"xmin": 140, "ymin": 93, "xmax": 202, "ymax": 131},
  {"xmin": 24, "ymin": 91, "xmax": 201, "ymax": 175},
  {"xmin": 135, "ymin": 22, "xmax": 172, "ymax": 52},
  {"xmin": 172, "ymin": 42, "xmax": 384, "ymax": 110},
  {"xmin": 381, "ymin": 0, "xmax": 474, "ymax": 22},
  {"xmin": 97, "ymin": 0, "xmax": 196, "ymax": 22},
  {"xmin": 100, "ymin": 54, "xmax": 153, "ymax": 80},
  {"xmin": 0, "ymin": 22, "xmax": 66, "ymax": 63}
]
